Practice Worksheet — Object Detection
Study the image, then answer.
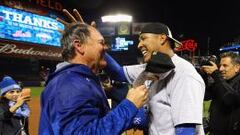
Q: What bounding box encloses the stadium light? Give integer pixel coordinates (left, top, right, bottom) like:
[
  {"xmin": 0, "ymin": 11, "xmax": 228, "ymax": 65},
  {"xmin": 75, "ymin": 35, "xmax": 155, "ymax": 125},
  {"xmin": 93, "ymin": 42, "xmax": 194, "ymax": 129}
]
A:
[{"xmin": 101, "ymin": 14, "xmax": 132, "ymax": 22}]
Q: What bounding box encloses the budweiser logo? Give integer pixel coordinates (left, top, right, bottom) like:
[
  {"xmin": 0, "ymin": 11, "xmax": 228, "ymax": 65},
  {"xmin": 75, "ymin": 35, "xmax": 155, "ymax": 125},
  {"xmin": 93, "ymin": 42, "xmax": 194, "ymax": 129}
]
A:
[{"xmin": 0, "ymin": 43, "xmax": 61, "ymax": 58}]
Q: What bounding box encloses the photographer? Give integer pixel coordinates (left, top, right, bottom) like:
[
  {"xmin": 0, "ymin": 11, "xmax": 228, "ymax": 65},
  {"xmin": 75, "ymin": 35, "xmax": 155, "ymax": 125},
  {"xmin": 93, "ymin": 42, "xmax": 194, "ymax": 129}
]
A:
[{"xmin": 202, "ymin": 51, "xmax": 240, "ymax": 135}]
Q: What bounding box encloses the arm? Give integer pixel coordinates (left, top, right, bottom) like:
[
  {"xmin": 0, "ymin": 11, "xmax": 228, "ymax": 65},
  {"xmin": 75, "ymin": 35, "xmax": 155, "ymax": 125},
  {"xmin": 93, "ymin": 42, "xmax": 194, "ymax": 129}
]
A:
[
  {"xmin": 202, "ymin": 62, "xmax": 240, "ymax": 106},
  {"xmin": 204, "ymin": 77, "xmax": 215, "ymax": 101},
  {"xmin": 202, "ymin": 61, "xmax": 219, "ymax": 101},
  {"xmin": 171, "ymin": 74, "xmax": 205, "ymax": 127},
  {"xmin": 130, "ymin": 107, "xmax": 148, "ymax": 129},
  {"xmin": 56, "ymin": 78, "xmax": 147, "ymax": 134},
  {"xmin": 0, "ymin": 104, "xmax": 13, "ymax": 120},
  {"xmin": 104, "ymin": 53, "xmax": 146, "ymax": 84},
  {"xmin": 175, "ymin": 124, "xmax": 196, "ymax": 135},
  {"xmin": 210, "ymin": 70, "xmax": 240, "ymax": 107},
  {"xmin": 57, "ymin": 85, "xmax": 138, "ymax": 134},
  {"xmin": 104, "ymin": 53, "xmax": 127, "ymax": 82},
  {"xmin": 15, "ymin": 103, "xmax": 30, "ymax": 118}
]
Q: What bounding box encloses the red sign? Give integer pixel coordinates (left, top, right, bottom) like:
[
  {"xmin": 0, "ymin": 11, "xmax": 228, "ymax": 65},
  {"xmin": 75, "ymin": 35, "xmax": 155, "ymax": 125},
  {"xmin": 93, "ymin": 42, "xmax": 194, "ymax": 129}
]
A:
[{"xmin": 175, "ymin": 39, "xmax": 197, "ymax": 52}]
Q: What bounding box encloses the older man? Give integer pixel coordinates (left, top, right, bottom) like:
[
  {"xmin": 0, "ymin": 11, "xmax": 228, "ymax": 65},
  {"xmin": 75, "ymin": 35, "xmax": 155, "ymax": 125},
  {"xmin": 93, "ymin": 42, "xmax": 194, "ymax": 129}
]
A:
[
  {"xmin": 202, "ymin": 51, "xmax": 240, "ymax": 135},
  {"xmin": 39, "ymin": 23, "xmax": 148, "ymax": 135}
]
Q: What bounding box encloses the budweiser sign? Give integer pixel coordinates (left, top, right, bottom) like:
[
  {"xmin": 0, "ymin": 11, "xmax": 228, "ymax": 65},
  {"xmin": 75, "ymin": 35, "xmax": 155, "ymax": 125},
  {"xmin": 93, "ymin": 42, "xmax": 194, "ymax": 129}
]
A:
[{"xmin": 0, "ymin": 42, "xmax": 62, "ymax": 60}]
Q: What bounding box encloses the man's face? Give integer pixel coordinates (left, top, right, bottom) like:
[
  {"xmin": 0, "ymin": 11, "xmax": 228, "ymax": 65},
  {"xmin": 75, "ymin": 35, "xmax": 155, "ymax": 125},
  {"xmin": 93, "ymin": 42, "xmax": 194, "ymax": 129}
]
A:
[
  {"xmin": 138, "ymin": 33, "xmax": 163, "ymax": 62},
  {"xmin": 84, "ymin": 27, "xmax": 108, "ymax": 72},
  {"xmin": 219, "ymin": 57, "xmax": 240, "ymax": 80}
]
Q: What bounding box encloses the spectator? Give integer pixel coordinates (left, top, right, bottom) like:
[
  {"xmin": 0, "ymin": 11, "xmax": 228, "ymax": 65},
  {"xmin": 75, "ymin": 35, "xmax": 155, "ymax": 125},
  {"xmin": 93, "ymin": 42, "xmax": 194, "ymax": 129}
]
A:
[
  {"xmin": 39, "ymin": 23, "xmax": 148, "ymax": 135},
  {"xmin": 0, "ymin": 76, "xmax": 31, "ymax": 135},
  {"xmin": 202, "ymin": 51, "xmax": 240, "ymax": 135}
]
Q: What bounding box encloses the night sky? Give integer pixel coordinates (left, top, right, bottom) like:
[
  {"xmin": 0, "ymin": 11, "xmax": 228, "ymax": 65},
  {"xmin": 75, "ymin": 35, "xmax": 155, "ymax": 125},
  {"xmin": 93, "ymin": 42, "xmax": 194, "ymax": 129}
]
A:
[{"xmin": 62, "ymin": 0, "xmax": 240, "ymax": 55}]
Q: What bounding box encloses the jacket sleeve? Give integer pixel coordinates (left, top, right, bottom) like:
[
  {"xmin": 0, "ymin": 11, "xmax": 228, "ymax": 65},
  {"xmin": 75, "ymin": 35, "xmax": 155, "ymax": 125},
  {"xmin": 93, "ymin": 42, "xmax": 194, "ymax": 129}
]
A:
[
  {"xmin": 104, "ymin": 53, "xmax": 128, "ymax": 82},
  {"xmin": 204, "ymin": 79, "xmax": 215, "ymax": 101},
  {"xmin": 128, "ymin": 107, "xmax": 148, "ymax": 130},
  {"xmin": 210, "ymin": 70, "xmax": 240, "ymax": 107},
  {"xmin": 56, "ymin": 82, "xmax": 139, "ymax": 135}
]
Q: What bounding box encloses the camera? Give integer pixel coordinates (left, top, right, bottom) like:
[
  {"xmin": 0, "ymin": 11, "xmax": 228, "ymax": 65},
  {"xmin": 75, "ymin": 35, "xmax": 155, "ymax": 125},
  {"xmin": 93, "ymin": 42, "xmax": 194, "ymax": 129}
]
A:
[{"xmin": 199, "ymin": 55, "xmax": 218, "ymax": 66}]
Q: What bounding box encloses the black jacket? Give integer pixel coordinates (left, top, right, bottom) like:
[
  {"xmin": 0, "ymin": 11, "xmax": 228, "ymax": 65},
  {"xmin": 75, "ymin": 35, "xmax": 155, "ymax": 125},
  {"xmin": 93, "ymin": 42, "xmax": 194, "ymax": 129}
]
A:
[
  {"xmin": 0, "ymin": 99, "xmax": 29, "ymax": 135},
  {"xmin": 205, "ymin": 71, "xmax": 240, "ymax": 135}
]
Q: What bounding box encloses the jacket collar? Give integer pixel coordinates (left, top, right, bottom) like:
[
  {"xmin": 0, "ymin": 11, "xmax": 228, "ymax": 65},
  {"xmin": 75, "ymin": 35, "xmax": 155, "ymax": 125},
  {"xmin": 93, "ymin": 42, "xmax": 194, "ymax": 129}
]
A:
[
  {"xmin": 227, "ymin": 73, "xmax": 240, "ymax": 85},
  {"xmin": 46, "ymin": 64, "xmax": 98, "ymax": 85}
]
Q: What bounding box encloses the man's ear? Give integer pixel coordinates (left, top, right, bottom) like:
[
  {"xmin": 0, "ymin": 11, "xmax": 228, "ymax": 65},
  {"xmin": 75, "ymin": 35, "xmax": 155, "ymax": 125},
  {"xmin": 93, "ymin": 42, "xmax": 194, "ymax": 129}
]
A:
[
  {"xmin": 159, "ymin": 34, "xmax": 168, "ymax": 45},
  {"xmin": 234, "ymin": 64, "xmax": 240, "ymax": 73},
  {"xmin": 73, "ymin": 40, "xmax": 85, "ymax": 54}
]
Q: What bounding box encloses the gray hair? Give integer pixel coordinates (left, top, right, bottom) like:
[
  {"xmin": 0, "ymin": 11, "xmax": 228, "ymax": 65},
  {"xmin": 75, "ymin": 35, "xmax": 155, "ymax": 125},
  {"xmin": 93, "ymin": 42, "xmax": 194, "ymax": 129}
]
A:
[
  {"xmin": 220, "ymin": 51, "xmax": 240, "ymax": 65},
  {"xmin": 61, "ymin": 23, "xmax": 91, "ymax": 61}
]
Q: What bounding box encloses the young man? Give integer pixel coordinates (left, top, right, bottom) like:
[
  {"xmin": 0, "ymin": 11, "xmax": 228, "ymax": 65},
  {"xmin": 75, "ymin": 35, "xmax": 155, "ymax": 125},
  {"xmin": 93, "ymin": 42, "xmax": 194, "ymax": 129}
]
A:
[
  {"xmin": 106, "ymin": 23, "xmax": 205, "ymax": 135},
  {"xmin": 202, "ymin": 52, "xmax": 240, "ymax": 135},
  {"xmin": 39, "ymin": 23, "xmax": 148, "ymax": 135}
]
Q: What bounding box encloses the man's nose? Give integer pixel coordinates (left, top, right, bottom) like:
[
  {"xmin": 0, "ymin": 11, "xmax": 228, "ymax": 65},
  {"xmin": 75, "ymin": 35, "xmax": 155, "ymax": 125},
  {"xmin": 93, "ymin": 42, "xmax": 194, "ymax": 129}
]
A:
[
  {"xmin": 219, "ymin": 66, "xmax": 224, "ymax": 71},
  {"xmin": 138, "ymin": 42, "xmax": 143, "ymax": 49}
]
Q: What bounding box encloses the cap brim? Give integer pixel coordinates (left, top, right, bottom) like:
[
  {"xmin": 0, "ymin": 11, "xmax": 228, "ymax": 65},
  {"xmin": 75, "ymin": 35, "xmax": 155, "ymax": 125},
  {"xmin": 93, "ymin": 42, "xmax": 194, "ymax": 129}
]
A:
[
  {"xmin": 167, "ymin": 36, "xmax": 182, "ymax": 48},
  {"xmin": 167, "ymin": 36, "xmax": 182, "ymax": 45}
]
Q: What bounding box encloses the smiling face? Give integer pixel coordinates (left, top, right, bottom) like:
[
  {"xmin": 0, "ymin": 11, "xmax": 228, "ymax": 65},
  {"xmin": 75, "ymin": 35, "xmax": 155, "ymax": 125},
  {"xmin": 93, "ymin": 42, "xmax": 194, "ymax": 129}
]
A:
[
  {"xmin": 138, "ymin": 33, "xmax": 165, "ymax": 62},
  {"xmin": 219, "ymin": 57, "xmax": 240, "ymax": 80},
  {"xmin": 84, "ymin": 27, "xmax": 108, "ymax": 72}
]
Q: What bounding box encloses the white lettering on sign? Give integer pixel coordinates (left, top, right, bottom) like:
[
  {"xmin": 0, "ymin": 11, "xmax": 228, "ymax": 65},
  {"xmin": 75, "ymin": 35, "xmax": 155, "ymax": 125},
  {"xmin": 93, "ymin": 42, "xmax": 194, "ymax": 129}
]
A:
[
  {"xmin": 0, "ymin": 43, "xmax": 61, "ymax": 58},
  {"xmin": 1, "ymin": 10, "xmax": 58, "ymax": 30}
]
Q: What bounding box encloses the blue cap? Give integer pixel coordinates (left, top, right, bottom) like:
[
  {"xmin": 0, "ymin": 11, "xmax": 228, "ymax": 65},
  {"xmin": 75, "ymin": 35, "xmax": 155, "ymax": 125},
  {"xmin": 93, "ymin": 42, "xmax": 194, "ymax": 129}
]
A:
[{"xmin": 0, "ymin": 76, "xmax": 21, "ymax": 96}]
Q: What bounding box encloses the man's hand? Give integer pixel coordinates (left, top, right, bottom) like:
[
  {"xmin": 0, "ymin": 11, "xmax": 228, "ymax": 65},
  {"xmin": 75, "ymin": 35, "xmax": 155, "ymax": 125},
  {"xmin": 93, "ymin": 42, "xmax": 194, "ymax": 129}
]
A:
[
  {"xmin": 126, "ymin": 85, "xmax": 148, "ymax": 108},
  {"xmin": 56, "ymin": 9, "xmax": 96, "ymax": 29},
  {"xmin": 202, "ymin": 61, "xmax": 218, "ymax": 75}
]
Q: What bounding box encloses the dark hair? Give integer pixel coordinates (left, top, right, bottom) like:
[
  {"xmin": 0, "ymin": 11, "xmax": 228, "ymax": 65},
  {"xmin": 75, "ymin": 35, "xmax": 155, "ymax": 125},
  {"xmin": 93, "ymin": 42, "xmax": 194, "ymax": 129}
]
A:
[
  {"xmin": 220, "ymin": 51, "xmax": 240, "ymax": 65},
  {"xmin": 61, "ymin": 23, "xmax": 91, "ymax": 61},
  {"xmin": 0, "ymin": 96, "xmax": 9, "ymax": 104}
]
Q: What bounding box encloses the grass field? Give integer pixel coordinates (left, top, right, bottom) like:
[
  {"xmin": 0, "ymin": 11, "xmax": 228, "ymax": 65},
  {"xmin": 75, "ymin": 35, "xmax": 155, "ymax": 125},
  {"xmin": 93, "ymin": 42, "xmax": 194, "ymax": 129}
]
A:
[
  {"xmin": 204, "ymin": 100, "xmax": 211, "ymax": 117},
  {"xmin": 28, "ymin": 87, "xmax": 44, "ymax": 97}
]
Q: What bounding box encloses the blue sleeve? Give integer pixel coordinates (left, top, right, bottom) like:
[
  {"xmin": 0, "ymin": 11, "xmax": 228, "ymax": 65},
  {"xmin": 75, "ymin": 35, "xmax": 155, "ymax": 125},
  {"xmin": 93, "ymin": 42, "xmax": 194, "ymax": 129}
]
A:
[
  {"xmin": 104, "ymin": 53, "xmax": 128, "ymax": 82},
  {"xmin": 56, "ymin": 82, "xmax": 139, "ymax": 135},
  {"xmin": 175, "ymin": 124, "xmax": 196, "ymax": 135},
  {"xmin": 129, "ymin": 107, "xmax": 148, "ymax": 129}
]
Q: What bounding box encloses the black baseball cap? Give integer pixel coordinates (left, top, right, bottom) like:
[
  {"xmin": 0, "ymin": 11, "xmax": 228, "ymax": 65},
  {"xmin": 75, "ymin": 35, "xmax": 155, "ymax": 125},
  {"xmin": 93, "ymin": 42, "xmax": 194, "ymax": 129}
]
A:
[{"xmin": 140, "ymin": 23, "xmax": 182, "ymax": 45}]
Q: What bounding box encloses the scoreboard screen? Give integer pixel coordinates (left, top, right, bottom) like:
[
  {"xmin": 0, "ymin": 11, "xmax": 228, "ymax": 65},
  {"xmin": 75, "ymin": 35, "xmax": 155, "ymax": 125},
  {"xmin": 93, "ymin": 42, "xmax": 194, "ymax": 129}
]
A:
[{"xmin": 0, "ymin": 6, "xmax": 64, "ymax": 47}]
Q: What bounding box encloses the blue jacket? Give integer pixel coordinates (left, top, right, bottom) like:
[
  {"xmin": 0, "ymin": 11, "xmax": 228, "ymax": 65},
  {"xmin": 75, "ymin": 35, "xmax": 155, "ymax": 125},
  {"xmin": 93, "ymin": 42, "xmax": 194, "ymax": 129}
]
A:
[{"xmin": 39, "ymin": 64, "xmax": 146, "ymax": 135}]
